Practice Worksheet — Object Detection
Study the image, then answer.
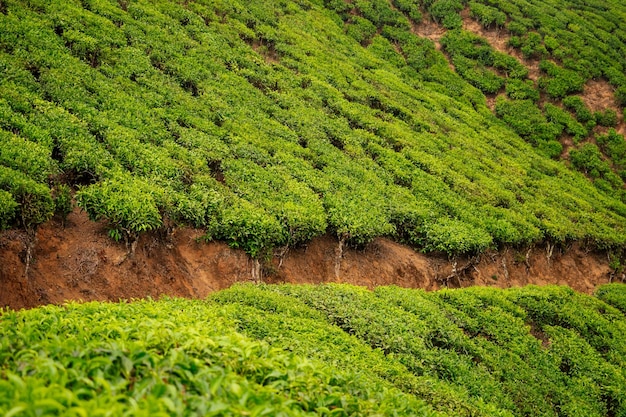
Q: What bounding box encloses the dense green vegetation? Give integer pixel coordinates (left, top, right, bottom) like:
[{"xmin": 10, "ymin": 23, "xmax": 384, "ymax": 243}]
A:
[
  {"xmin": 1, "ymin": 0, "xmax": 626, "ymax": 258},
  {"xmin": 1, "ymin": 283, "xmax": 626, "ymax": 416}
]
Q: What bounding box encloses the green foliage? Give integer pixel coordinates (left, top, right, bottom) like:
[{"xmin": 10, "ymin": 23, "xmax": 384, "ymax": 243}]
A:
[
  {"xmin": 208, "ymin": 195, "xmax": 285, "ymax": 258},
  {"xmin": 616, "ymin": 85, "xmax": 626, "ymax": 107},
  {"xmin": 469, "ymin": 2, "xmax": 506, "ymax": 29},
  {"xmin": 538, "ymin": 60, "xmax": 585, "ymax": 99},
  {"xmin": 562, "ymin": 95, "xmax": 595, "ymax": 124},
  {"xmin": 268, "ymin": 284, "xmax": 626, "ymax": 416},
  {"xmin": 505, "ymin": 79, "xmax": 540, "ymax": 102},
  {"xmin": 392, "ymin": 0, "xmax": 423, "ymax": 22},
  {"xmin": 441, "ymin": 30, "xmax": 494, "ymax": 66},
  {"xmin": 0, "ymin": 296, "xmax": 438, "ymax": 416},
  {"xmin": 424, "ymin": 217, "xmax": 493, "ymax": 253},
  {"xmin": 543, "ymin": 103, "xmax": 587, "ymax": 142},
  {"xmin": 451, "ymin": 55, "xmax": 504, "ymax": 94},
  {"xmin": 596, "ymin": 129, "xmax": 626, "ymax": 181},
  {"xmin": 3, "ymin": 284, "xmax": 626, "ymax": 416},
  {"xmin": 441, "ymin": 30, "xmax": 526, "ymax": 95},
  {"xmin": 0, "ymin": 165, "xmax": 54, "ymax": 230},
  {"xmin": 470, "ymin": 0, "xmax": 626, "ymax": 104},
  {"xmin": 0, "ymin": 129, "xmax": 57, "ymax": 183},
  {"xmin": 595, "ymin": 284, "xmax": 626, "ymax": 314},
  {"xmin": 492, "ymin": 52, "xmax": 528, "ymax": 79},
  {"xmin": 1, "ymin": 0, "xmax": 626, "ymax": 256},
  {"xmin": 519, "ymin": 33, "xmax": 547, "ymax": 59},
  {"xmin": 494, "ymin": 97, "xmax": 560, "ymax": 145},
  {"xmin": 76, "ymin": 175, "xmax": 162, "ymax": 241},
  {"xmin": 429, "ymin": 0, "xmax": 464, "ymax": 29},
  {"xmin": 569, "ymin": 143, "xmax": 623, "ymax": 192},
  {"xmin": 52, "ymin": 183, "xmax": 72, "ymax": 223},
  {"xmin": 345, "ymin": 15, "xmax": 377, "ymax": 46},
  {"xmin": 595, "ymin": 108, "xmax": 618, "ymax": 128},
  {"xmin": 0, "ymin": 189, "xmax": 18, "ymax": 229}
]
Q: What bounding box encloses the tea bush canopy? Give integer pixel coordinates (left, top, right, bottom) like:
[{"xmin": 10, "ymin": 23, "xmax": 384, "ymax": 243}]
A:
[
  {"xmin": 2, "ymin": 283, "xmax": 626, "ymax": 416},
  {"xmin": 1, "ymin": 0, "xmax": 626, "ymax": 256}
]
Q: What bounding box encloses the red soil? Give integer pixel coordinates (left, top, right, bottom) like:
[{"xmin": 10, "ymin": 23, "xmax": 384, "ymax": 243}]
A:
[
  {"xmin": 0, "ymin": 207, "xmax": 616, "ymax": 311},
  {"xmin": 410, "ymin": 15, "xmax": 447, "ymax": 50}
]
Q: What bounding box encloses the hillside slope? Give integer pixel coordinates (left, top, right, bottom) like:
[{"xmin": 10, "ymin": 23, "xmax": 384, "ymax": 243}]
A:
[
  {"xmin": 2, "ymin": 284, "xmax": 626, "ymax": 416},
  {"xmin": 2, "ymin": 0, "xmax": 626, "ymax": 263}
]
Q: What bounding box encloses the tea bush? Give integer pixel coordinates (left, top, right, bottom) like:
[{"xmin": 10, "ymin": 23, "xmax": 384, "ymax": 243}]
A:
[{"xmin": 1, "ymin": 0, "xmax": 626, "ymax": 258}]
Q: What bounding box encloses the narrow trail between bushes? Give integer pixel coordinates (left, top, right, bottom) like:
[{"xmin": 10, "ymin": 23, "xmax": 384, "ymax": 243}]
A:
[{"xmin": 0, "ymin": 207, "xmax": 618, "ymax": 310}]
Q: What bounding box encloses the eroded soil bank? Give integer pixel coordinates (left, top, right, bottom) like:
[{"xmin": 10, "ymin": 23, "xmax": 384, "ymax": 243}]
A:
[{"xmin": 0, "ymin": 208, "xmax": 619, "ymax": 310}]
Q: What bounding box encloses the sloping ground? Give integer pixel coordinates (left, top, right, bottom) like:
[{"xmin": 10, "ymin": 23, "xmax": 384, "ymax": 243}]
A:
[
  {"xmin": 2, "ymin": 0, "xmax": 626, "ymax": 264},
  {"xmin": 457, "ymin": 7, "xmax": 626, "ymax": 135},
  {"xmin": 0, "ymin": 207, "xmax": 614, "ymax": 310},
  {"xmin": 459, "ymin": 8, "xmax": 541, "ymax": 82},
  {"xmin": 2, "ymin": 283, "xmax": 626, "ymax": 416}
]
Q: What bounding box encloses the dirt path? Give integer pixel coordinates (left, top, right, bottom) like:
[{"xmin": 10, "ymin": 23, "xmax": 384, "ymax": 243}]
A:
[{"xmin": 0, "ymin": 207, "xmax": 616, "ymax": 310}]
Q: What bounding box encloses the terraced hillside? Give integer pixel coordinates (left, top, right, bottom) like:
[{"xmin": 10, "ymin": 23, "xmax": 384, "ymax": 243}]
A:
[
  {"xmin": 2, "ymin": 0, "xmax": 626, "ymax": 266},
  {"xmin": 2, "ymin": 283, "xmax": 626, "ymax": 416}
]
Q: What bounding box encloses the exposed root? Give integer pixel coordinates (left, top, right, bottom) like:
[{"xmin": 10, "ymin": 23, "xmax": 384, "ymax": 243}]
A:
[
  {"xmin": 251, "ymin": 258, "xmax": 262, "ymax": 284},
  {"xmin": 23, "ymin": 228, "xmax": 36, "ymax": 278},
  {"xmin": 114, "ymin": 236, "xmax": 139, "ymax": 266},
  {"xmin": 524, "ymin": 248, "xmax": 532, "ymax": 271},
  {"xmin": 501, "ymin": 257, "xmax": 509, "ymax": 282},
  {"xmin": 334, "ymin": 236, "xmax": 346, "ymax": 279},
  {"xmin": 439, "ymin": 256, "xmax": 480, "ymax": 287},
  {"xmin": 275, "ymin": 245, "xmax": 290, "ymax": 269},
  {"xmin": 546, "ymin": 243, "xmax": 554, "ymax": 265}
]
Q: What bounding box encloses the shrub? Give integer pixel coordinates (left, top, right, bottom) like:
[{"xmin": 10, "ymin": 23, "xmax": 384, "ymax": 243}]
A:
[
  {"xmin": 0, "ymin": 166, "xmax": 54, "ymax": 230},
  {"xmin": 423, "ymin": 217, "xmax": 492, "ymax": 254},
  {"xmin": 544, "ymin": 103, "xmax": 587, "ymax": 142},
  {"xmin": 507, "ymin": 22, "xmax": 528, "ymax": 36},
  {"xmin": 505, "ymin": 79, "xmax": 540, "ymax": 101},
  {"xmin": 429, "ymin": 0, "xmax": 464, "ymax": 30},
  {"xmin": 452, "ymin": 55, "xmax": 504, "ymax": 94},
  {"xmin": 207, "ymin": 196, "xmax": 284, "ymax": 258},
  {"xmin": 538, "ymin": 61, "xmax": 585, "ymax": 99},
  {"xmin": 595, "ymin": 284, "xmax": 626, "ymax": 314},
  {"xmin": 537, "ymin": 139, "xmax": 563, "ymax": 159},
  {"xmin": 76, "ymin": 175, "xmax": 162, "ymax": 242},
  {"xmin": 520, "ymin": 32, "xmax": 547, "ymax": 59},
  {"xmin": 468, "ymin": 2, "xmax": 506, "ymax": 29},
  {"xmin": 492, "ymin": 52, "xmax": 528, "ymax": 79},
  {"xmin": 346, "ymin": 16, "xmax": 377, "ymax": 45},
  {"xmin": 53, "ymin": 183, "xmax": 72, "ymax": 223},
  {"xmin": 391, "ymin": 0, "xmax": 423, "ymax": 22},
  {"xmin": 595, "ymin": 109, "xmax": 618, "ymax": 127},
  {"xmin": 569, "ymin": 143, "xmax": 610, "ymax": 179},
  {"xmin": 562, "ymin": 96, "xmax": 594, "ymax": 123},
  {"xmin": 615, "ymin": 85, "xmax": 626, "ymax": 107},
  {"xmin": 495, "ymin": 97, "xmax": 560, "ymax": 144},
  {"xmin": 0, "ymin": 189, "xmax": 18, "ymax": 229}
]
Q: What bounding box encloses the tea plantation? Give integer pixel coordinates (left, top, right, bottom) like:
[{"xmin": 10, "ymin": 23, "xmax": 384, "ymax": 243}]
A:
[
  {"xmin": 2, "ymin": 0, "xmax": 626, "ymax": 258},
  {"xmin": 2, "ymin": 283, "xmax": 626, "ymax": 416}
]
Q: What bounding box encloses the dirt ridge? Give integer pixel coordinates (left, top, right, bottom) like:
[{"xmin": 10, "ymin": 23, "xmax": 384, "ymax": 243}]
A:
[{"xmin": 0, "ymin": 207, "xmax": 618, "ymax": 311}]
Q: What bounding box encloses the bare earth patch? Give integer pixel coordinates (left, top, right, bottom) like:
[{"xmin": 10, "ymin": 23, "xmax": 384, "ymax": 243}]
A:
[
  {"xmin": 410, "ymin": 16, "xmax": 446, "ymax": 50},
  {"xmin": 582, "ymin": 79, "xmax": 626, "ymax": 136},
  {"xmin": 0, "ymin": 207, "xmax": 615, "ymax": 310},
  {"xmin": 459, "ymin": 9, "xmax": 541, "ymax": 82},
  {"xmin": 583, "ymin": 79, "xmax": 617, "ymax": 113}
]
